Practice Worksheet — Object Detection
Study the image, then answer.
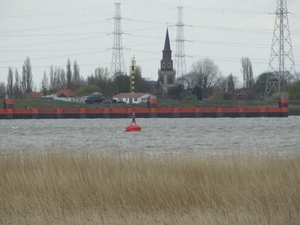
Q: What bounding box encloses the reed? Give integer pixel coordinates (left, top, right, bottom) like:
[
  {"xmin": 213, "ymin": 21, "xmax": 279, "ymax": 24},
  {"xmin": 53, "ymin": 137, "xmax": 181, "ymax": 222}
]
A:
[{"xmin": 1, "ymin": 151, "xmax": 299, "ymax": 224}]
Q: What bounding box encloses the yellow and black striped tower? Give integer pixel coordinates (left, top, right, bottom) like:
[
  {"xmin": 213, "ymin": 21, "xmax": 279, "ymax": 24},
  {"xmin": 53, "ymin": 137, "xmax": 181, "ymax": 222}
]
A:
[{"xmin": 130, "ymin": 56, "xmax": 135, "ymax": 93}]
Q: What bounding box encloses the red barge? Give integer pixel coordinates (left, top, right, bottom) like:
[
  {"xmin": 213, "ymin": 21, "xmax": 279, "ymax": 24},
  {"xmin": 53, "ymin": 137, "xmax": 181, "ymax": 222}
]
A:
[{"xmin": 1, "ymin": 98, "xmax": 288, "ymax": 119}]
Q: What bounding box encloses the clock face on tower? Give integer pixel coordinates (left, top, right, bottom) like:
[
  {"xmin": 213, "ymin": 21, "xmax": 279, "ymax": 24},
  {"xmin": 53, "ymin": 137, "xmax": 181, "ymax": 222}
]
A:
[
  {"xmin": 162, "ymin": 63, "xmax": 165, "ymax": 68},
  {"xmin": 168, "ymin": 63, "xmax": 171, "ymax": 68}
]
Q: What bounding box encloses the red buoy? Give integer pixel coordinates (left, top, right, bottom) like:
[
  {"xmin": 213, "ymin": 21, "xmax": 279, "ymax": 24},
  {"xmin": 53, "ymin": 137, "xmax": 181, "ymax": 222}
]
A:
[
  {"xmin": 125, "ymin": 112, "xmax": 141, "ymax": 132},
  {"xmin": 125, "ymin": 125, "xmax": 141, "ymax": 131}
]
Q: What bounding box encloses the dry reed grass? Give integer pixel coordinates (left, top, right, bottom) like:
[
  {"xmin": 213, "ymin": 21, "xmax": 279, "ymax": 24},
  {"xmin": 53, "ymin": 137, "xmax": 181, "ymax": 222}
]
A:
[{"xmin": 0, "ymin": 151, "xmax": 300, "ymax": 225}]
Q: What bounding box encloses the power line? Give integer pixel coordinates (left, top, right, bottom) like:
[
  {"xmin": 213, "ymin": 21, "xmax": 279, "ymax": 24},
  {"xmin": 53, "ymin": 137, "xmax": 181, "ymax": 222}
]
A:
[
  {"xmin": 0, "ymin": 32, "xmax": 105, "ymax": 37},
  {"xmin": 0, "ymin": 20, "xmax": 107, "ymax": 34}
]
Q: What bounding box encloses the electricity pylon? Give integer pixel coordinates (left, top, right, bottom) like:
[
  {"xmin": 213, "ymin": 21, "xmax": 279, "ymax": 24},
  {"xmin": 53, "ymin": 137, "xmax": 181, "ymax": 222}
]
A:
[
  {"xmin": 174, "ymin": 6, "xmax": 187, "ymax": 79},
  {"xmin": 264, "ymin": 0, "xmax": 296, "ymax": 98},
  {"xmin": 110, "ymin": 3, "xmax": 126, "ymax": 77}
]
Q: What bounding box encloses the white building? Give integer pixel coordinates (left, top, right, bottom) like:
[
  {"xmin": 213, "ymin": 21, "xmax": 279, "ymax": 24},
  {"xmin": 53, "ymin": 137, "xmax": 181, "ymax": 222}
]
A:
[{"xmin": 113, "ymin": 93, "xmax": 155, "ymax": 104}]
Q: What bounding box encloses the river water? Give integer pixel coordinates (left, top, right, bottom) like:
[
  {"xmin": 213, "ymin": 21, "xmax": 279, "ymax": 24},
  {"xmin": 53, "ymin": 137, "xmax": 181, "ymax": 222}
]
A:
[{"xmin": 0, "ymin": 117, "xmax": 299, "ymax": 156}]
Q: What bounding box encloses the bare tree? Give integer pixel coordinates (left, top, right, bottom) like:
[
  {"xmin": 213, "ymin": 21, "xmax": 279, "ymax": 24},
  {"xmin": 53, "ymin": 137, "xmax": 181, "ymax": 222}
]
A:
[
  {"xmin": 87, "ymin": 67, "xmax": 112, "ymax": 96},
  {"xmin": 59, "ymin": 69, "xmax": 66, "ymax": 90},
  {"xmin": 66, "ymin": 59, "xmax": 72, "ymax": 89},
  {"xmin": 183, "ymin": 71, "xmax": 199, "ymax": 89},
  {"xmin": 190, "ymin": 58, "xmax": 220, "ymax": 97},
  {"xmin": 227, "ymin": 74, "xmax": 235, "ymax": 92},
  {"xmin": 294, "ymin": 72, "xmax": 300, "ymax": 81},
  {"xmin": 241, "ymin": 57, "xmax": 254, "ymax": 89},
  {"xmin": 49, "ymin": 67, "xmax": 65, "ymax": 92},
  {"xmin": 49, "ymin": 65, "xmax": 55, "ymax": 93},
  {"xmin": 21, "ymin": 57, "xmax": 33, "ymax": 93},
  {"xmin": 13, "ymin": 69, "xmax": 21, "ymax": 98},
  {"xmin": 7, "ymin": 67, "xmax": 13, "ymax": 97},
  {"xmin": 72, "ymin": 60, "xmax": 80, "ymax": 90},
  {"xmin": 213, "ymin": 75, "xmax": 227, "ymax": 91},
  {"xmin": 54, "ymin": 67, "xmax": 60, "ymax": 91},
  {"xmin": 0, "ymin": 82, "xmax": 6, "ymax": 98},
  {"xmin": 40, "ymin": 71, "xmax": 49, "ymax": 95}
]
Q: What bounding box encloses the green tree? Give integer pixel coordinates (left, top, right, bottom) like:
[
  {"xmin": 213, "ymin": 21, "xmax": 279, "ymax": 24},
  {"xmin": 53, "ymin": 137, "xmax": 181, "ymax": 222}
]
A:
[
  {"xmin": 211, "ymin": 90, "xmax": 224, "ymax": 100},
  {"xmin": 192, "ymin": 85, "xmax": 202, "ymax": 100},
  {"xmin": 114, "ymin": 74, "xmax": 130, "ymax": 93},
  {"xmin": 253, "ymin": 72, "xmax": 270, "ymax": 98},
  {"xmin": 287, "ymin": 80, "xmax": 300, "ymax": 100},
  {"xmin": 168, "ymin": 84, "xmax": 184, "ymax": 100},
  {"xmin": 153, "ymin": 86, "xmax": 167, "ymax": 99},
  {"xmin": 183, "ymin": 95, "xmax": 196, "ymax": 101},
  {"xmin": 74, "ymin": 85, "xmax": 101, "ymax": 97}
]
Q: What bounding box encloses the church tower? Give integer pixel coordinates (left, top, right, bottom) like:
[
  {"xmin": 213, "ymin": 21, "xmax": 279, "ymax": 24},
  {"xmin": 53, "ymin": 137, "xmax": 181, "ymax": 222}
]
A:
[{"xmin": 158, "ymin": 29, "xmax": 176, "ymax": 92}]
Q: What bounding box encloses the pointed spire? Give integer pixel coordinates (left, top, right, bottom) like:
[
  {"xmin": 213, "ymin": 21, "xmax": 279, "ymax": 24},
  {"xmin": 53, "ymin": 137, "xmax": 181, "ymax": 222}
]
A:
[{"xmin": 163, "ymin": 29, "xmax": 171, "ymax": 51}]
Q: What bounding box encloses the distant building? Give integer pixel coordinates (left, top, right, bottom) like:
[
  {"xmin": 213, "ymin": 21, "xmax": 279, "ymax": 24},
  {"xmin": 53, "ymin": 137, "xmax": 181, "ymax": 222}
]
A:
[
  {"xmin": 158, "ymin": 29, "xmax": 176, "ymax": 92},
  {"xmin": 56, "ymin": 89, "xmax": 74, "ymax": 97},
  {"xmin": 113, "ymin": 93, "xmax": 155, "ymax": 104}
]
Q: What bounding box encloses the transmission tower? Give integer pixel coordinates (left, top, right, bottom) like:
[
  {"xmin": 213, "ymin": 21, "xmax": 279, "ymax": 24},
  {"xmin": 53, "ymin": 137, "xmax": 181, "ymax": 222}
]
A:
[
  {"xmin": 264, "ymin": 0, "xmax": 296, "ymax": 98},
  {"xmin": 174, "ymin": 6, "xmax": 187, "ymax": 79},
  {"xmin": 110, "ymin": 3, "xmax": 126, "ymax": 77}
]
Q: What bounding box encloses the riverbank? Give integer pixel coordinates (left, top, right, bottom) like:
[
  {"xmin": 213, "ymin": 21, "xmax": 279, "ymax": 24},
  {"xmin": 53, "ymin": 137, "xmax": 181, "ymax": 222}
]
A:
[
  {"xmin": 1, "ymin": 151, "xmax": 299, "ymax": 225},
  {"xmin": 9, "ymin": 98, "xmax": 288, "ymax": 109},
  {"xmin": 288, "ymin": 105, "xmax": 300, "ymax": 115}
]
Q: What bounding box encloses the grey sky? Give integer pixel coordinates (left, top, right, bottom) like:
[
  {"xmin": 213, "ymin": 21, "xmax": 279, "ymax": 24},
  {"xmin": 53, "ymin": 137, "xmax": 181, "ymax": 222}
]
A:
[{"xmin": 0, "ymin": 0, "xmax": 299, "ymax": 89}]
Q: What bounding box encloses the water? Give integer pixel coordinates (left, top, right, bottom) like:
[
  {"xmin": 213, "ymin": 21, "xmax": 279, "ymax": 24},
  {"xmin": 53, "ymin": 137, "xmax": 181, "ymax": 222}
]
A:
[{"xmin": 0, "ymin": 117, "xmax": 299, "ymax": 155}]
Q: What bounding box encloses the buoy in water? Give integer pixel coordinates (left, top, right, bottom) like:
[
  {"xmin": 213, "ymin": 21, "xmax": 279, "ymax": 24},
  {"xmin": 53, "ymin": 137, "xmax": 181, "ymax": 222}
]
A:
[
  {"xmin": 125, "ymin": 112, "xmax": 141, "ymax": 131},
  {"xmin": 125, "ymin": 125, "xmax": 141, "ymax": 131}
]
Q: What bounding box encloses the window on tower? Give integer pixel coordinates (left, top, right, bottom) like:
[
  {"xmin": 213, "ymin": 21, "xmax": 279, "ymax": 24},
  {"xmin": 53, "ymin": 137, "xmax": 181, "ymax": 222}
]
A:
[
  {"xmin": 159, "ymin": 76, "xmax": 164, "ymax": 84},
  {"xmin": 168, "ymin": 76, "xmax": 173, "ymax": 84}
]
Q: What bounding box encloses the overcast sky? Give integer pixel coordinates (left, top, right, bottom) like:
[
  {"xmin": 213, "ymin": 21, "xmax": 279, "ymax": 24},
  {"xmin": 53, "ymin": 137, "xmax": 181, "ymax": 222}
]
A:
[{"xmin": 0, "ymin": 0, "xmax": 299, "ymax": 89}]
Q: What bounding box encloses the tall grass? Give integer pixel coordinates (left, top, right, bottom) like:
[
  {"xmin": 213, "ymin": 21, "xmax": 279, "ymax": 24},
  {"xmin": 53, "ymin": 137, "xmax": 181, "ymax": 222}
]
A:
[{"xmin": 1, "ymin": 151, "xmax": 299, "ymax": 224}]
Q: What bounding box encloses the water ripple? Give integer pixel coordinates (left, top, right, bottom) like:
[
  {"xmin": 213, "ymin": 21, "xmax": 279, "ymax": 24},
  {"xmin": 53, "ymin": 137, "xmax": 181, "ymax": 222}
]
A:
[{"xmin": 0, "ymin": 117, "xmax": 299, "ymax": 156}]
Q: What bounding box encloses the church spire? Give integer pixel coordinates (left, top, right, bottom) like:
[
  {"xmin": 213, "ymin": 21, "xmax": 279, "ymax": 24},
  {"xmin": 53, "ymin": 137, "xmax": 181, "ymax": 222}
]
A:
[
  {"xmin": 158, "ymin": 28, "xmax": 176, "ymax": 92},
  {"xmin": 163, "ymin": 29, "xmax": 171, "ymax": 52}
]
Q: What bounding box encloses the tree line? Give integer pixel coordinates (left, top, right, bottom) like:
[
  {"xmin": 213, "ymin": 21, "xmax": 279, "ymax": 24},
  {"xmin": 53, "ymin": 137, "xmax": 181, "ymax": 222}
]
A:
[
  {"xmin": 167, "ymin": 58, "xmax": 300, "ymax": 100},
  {"xmin": 0, "ymin": 57, "xmax": 155, "ymax": 99},
  {"xmin": 1, "ymin": 56, "xmax": 299, "ymax": 100}
]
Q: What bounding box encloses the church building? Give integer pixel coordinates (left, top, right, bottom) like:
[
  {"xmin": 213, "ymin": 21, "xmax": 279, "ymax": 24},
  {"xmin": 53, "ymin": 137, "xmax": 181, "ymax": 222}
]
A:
[{"xmin": 158, "ymin": 29, "xmax": 176, "ymax": 92}]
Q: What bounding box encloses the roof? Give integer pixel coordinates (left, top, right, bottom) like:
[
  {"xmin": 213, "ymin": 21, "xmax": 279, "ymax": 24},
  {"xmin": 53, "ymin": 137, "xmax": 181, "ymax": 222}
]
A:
[
  {"xmin": 22, "ymin": 92, "xmax": 43, "ymax": 98},
  {"xmin": 56, "ymin": 89, "xmax": 74, "ymax": 97},
  {"xmin": 113, "ymin": 93, "xmax": 150, "ymax": 98},
  {"xmin": 163, "ymin": 29, "xmax": 171, "ymax": 52}
]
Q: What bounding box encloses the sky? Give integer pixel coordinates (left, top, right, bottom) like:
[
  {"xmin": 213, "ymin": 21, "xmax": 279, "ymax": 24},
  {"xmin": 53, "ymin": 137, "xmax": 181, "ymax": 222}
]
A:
[{"xmin": 0, "ymin": 0, "xmax": 299, "ymax": 89}]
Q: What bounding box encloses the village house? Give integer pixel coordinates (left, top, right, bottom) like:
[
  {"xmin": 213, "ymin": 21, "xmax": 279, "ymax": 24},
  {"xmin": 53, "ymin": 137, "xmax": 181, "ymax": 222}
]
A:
[{"xmin": 113, "ymin": 93, "xmax": 155, "ymax": 104}]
